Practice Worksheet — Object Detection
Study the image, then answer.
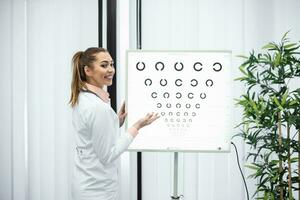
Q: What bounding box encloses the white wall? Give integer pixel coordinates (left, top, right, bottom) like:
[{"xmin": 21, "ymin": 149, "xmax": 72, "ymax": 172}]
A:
[
  {"xmin": 0, "ymin": 1, "xmax": 28, "ymax": 199},
  {"xmin": 0, "ymin": 0, "xmax": 98, "ymax": 199},
  {"xmin": 0, "ymin": 1, "xmax": 13, "ymax": 199}
]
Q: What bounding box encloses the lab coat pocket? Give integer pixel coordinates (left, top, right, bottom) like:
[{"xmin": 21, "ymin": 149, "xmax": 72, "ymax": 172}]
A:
[{"xmin": 76, "ymin": 146, "xmax": 92, "ymax": 162}]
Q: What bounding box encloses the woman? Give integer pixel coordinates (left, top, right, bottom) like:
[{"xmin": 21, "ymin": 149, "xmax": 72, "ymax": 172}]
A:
[{"xmin": 69, "ymin": 47, "xmax": 159, "ymax": 200}]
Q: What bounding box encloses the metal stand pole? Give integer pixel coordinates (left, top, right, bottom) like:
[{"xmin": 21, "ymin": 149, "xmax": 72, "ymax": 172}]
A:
[{"xmin": 171, "ymin": 152, "xmax": 183, "ymax": 200}]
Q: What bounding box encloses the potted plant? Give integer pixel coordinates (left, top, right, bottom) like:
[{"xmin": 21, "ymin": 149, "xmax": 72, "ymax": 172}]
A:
[{"xmin": 235, "ymin": 32, "xmax": 300, "ymax": 200}]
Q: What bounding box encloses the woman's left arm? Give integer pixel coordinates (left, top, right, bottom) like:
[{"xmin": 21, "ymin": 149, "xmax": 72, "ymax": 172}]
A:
[{"xmin": 118, "ymin": 101, "xmax": 127, "ymax": 127}]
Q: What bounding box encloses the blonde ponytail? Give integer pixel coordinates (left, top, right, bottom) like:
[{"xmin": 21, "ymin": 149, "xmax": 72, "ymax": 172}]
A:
[{"xmin": 69, "ymin": 51, "xmax": 85, "ymax": 107}]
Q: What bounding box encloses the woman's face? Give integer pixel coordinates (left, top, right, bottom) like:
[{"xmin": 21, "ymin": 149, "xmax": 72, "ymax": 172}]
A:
[{"xmin": 85, "ymin": 52, "xmax": 115, "ymax": 88}]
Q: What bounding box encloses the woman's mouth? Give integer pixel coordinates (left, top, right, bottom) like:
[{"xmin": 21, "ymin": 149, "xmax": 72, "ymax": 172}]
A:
[{"xmin": 104, "ymin": 75, "xmax": 114, "ymax": 80}]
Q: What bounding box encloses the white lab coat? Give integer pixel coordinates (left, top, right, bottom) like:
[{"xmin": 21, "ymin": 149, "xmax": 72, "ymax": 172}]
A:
[{"xmin": 71, "ymin": 91, "xmax": 133, "ymax": 200}]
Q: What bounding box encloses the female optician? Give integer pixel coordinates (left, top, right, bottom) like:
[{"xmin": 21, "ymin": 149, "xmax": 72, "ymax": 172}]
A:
[{"xmin": 69, "ymin": 47, "xmax": 159, "ymax": 200}]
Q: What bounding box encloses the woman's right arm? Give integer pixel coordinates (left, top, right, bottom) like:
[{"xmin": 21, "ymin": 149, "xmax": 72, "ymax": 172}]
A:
[{"xmin": 88, "ymin": 106, "xmax": 159, "ymax": 165}]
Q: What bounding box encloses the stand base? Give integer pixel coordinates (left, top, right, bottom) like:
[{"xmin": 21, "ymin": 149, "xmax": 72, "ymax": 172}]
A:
[{"xmin": 171, "ymin": 195, "xmax": 183, "ymax": 200}]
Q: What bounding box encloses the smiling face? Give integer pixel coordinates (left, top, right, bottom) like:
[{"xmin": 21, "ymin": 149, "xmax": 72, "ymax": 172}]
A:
[{"xmin": 84, "ymin": 52, "xmax": 115, "ymax": 89}]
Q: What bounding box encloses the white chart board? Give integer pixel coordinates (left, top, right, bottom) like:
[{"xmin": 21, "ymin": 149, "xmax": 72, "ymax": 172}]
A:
[{"xmin": 126, "ymin": 50, "xmax": 233, "ymax": 152}]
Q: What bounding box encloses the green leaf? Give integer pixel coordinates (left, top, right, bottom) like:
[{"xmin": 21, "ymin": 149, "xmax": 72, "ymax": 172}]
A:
[
  {"xmin": 282, "ymin": 30, "xmax": 291, "ymax": 41},
  {"xmin": 234, "ymin": 76, "xmax": 247, "ymax": 81},
  {"xmin": 291, "ymin": 157, "xmax": 298, "ymax": 162},
  {"xmin": 245, "ymin": 164, "xmax": 260, "ymax": 171},
  {"xmin": 237, "ymin": 55, "xmax": 248, "ymax": 59},
  {"xmin": 262, "ymin": 43, "xmax": 276, "ymax": 50},
  {"xmin": 281, "ymin": 89, "xmax": 289, "ymax": 106},
  {"xmin": 239, "ymin": 65, "xmax": 248, "ymax": 75},
  {"xmin": 284, "ymin": 43, "xmax": 297, "ymax": 49},
  {"xmin": 273, "ymin": 96, "xmax": 284, "ymax": 110},
  {"xmin": 289, "ymin": 100, "xmax": 298, "ymax": 106},
  {"xmin": 274, "ymin": 52, "xmax": 281, "ymax": 66}
]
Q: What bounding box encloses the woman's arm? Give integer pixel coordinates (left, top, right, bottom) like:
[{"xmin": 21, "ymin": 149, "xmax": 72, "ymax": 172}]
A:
[
  {"xmin": 89, "ymin": 105, "xmax": 159, "ymax": 165},
  {"xmin": 89, "ymin": 105, "xmax": 133, "ymax": 165}
]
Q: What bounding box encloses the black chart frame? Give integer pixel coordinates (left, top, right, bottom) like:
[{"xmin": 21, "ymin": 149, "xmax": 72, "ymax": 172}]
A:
[{"xmin": 136, "ymin": 1, "xmax": 143, "ymax": 200}]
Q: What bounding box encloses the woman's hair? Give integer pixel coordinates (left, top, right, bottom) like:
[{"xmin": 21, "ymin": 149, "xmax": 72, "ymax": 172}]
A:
[{"xmin": 69, "ymin": 47, "xmax": 108, "ymax": 107}]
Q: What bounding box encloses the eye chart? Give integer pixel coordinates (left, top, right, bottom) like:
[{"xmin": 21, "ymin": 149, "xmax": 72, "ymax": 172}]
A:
[{"xmin": 126, "ymin": 50, "xmax": 233, "ymax": 152}]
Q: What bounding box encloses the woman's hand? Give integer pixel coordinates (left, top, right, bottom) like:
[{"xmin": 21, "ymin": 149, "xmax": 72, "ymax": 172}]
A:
[
  {"xmin": 128, "ymin": 112, "xmax": 160, "ymax": 137},
  {"xmin": 132, "ymin": 112, "xmax": 160, "ymax": 131},
  {"xmin": 118, "ymin": 101, "xmax": 127, "ymax": 127}
]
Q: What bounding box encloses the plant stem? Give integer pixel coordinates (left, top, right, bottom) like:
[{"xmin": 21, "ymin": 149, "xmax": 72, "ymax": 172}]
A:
[
  {"xmin": 278, "ymin": 112, "xmax": 284, "ymax": 200},
  {"xmin": 287, "ymin": 125, "xmax": 292, "ymax": 199}
]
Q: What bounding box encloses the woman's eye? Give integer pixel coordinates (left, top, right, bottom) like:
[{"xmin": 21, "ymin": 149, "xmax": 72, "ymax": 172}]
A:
[{"xmin": 100, "ymin": 63, "xmax": 114, "ymax": 68}]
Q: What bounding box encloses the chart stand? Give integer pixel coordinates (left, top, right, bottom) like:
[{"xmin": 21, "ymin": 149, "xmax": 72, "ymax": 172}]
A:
[{"xmin": 171, "ymin": 152, "xmax": 184, "ymax": 200}]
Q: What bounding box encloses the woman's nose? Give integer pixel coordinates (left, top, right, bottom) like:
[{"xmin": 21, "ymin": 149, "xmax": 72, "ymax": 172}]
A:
[{"xmin": 108, "ymin": 65, "xmax": 115, "ymax": 73}]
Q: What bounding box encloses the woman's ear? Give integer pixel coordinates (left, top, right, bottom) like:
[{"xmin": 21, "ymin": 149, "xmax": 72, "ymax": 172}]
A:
[{"xmin": 84, "ymin": 66, "xmax": 91, "ymax": 77}]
